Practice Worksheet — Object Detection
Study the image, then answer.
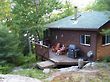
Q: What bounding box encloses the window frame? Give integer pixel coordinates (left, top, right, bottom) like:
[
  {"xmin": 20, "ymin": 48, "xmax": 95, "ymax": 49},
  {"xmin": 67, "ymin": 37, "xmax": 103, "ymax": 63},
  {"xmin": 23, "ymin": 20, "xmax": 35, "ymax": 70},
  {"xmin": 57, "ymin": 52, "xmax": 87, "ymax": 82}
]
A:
[
  {"xmin": 102, "ymin": 35, "xmax": 110, "ymax": 46},
  {"xmin": 80, "ymin": 34, "xmax": 91, "ymax": 46}
]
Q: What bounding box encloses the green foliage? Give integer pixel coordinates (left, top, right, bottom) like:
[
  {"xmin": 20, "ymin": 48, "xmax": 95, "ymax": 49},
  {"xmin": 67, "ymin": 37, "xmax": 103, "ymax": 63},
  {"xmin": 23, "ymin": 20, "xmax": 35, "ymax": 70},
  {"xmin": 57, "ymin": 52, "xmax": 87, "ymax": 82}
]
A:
[
  {"xmin": 9, "ymin": 0, "xmax": 74, "ymax": 55},
  {"xmin": 85, "ymin": 0, "xmax": 110, "ymax": 38},
  {"xmin": 63, "ymin": 1, "xmax": 74, "ymax": 16},
  {"xmin": 93, "ymin": 0, "xmax": 110, "ymax": 11},
  {"xmin": 18, "ymin": 54, "xmax": 37, "ymax": 68},
  {"xmin": 100, "ymin": 29, "xmax": 110, "ymax": 35},
  {"xmin": 10, "ymin": 0, "xmax": 62, "ymax": 54},
  {"xmin": 0, "ymin": 0, "xmax": 11, "ymax": 22},
  {"xmin": 0, "ymin": 24, "xmax": 21, "ymax": 65},
  {"xmin": 11, "ymin": 68, "xmax": 49, "ymax": 80},
  {"xmin": 12, "ymin": 0, "xmax": 37, "ymax": 31},
  {"xmin": 86, "ymin": 0, "xmax": 110, "ymax": 11},
  {"xmin": 46, "ymin": 1, "xmax": 74, "ymax": 24},
  {"xmin": 0, "ymin": 64, "xmax": 14, "ymax": 74},
  {"xmin": 0, "ymin": 0, "xmax": 74, "ymax": 55},
  {"xmin": 11, "ymin": 0, "xmax": 63, "ymax": 35},
  {"xmin": 102, "ymin": 56, "xmax": 110, "ymax": 62}
]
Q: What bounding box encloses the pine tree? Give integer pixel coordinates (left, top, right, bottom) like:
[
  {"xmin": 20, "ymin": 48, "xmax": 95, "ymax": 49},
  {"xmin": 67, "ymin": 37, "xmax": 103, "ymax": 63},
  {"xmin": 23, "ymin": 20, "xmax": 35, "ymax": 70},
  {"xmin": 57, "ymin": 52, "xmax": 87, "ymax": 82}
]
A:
[{"xmin": 0, "ymin": 24, "xmax": 21, "ymax": 65}]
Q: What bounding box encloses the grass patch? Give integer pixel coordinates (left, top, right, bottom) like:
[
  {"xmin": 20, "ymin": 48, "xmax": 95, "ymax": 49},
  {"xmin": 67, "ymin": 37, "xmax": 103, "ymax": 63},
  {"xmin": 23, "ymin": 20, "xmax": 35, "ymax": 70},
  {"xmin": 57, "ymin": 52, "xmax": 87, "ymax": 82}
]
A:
[
  {"xmin": 0, "ymin": 64, "xmax": 14, "ymax": 74},
  {"xmin": 11, "ymin": 68, "xmax": 49, "ymax": 80},
  {"xmin": 102, "ymin": 56, "xmax": 110, "ymax": 62}
]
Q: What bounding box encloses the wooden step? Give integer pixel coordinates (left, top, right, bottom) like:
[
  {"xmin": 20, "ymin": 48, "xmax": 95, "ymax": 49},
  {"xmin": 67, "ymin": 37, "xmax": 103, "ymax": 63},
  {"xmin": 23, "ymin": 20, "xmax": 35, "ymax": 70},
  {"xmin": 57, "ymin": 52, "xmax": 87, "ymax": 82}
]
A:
[{"xmin": 36, "ymin": 60, "xmax": 56, "ymax": 69}]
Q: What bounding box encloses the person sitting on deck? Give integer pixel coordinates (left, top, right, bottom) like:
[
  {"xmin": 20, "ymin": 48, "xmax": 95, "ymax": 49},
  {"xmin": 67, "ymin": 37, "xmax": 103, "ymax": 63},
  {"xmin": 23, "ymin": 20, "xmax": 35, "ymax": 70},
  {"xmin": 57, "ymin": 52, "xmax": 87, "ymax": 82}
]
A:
[
  {"xmin": 52, "ymin": 43, "xmax": 66, "ymax": 55},
  {"xmin": 56, "ymin": 45, "xmax": 66, "ymax": 55},
  {"xmin": 52, "ymin": 43, "xmax": 61, "ymax": 52}
]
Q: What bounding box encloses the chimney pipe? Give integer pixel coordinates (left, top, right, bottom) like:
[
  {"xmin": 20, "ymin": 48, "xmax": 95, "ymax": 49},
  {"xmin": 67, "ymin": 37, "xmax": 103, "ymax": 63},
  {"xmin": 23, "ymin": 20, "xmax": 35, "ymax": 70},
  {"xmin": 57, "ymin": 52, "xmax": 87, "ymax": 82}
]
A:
[{"xmin": 74, "ymin": 6, "xmax": 78, "ymax": 20}]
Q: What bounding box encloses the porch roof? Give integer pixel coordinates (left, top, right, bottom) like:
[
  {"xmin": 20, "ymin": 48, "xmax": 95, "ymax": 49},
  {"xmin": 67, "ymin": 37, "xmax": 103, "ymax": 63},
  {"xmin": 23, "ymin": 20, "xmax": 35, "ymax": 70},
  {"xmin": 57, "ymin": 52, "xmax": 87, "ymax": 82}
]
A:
[{"xmin": 46, "ymin": 11, "xmax": 110, "ymax": 30}]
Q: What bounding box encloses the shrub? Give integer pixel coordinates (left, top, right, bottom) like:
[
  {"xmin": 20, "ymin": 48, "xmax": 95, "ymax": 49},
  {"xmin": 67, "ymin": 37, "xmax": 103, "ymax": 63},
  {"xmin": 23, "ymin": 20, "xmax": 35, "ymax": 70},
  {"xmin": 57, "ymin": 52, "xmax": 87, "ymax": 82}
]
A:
[
  {"xmin": 8, "ymin": 53, "xmax": 37, "ymax": 67},
  {"xmin": 102, "ymin": 56, "xmax": 110, "ymax": 62},
  {"xmin": 20, "ymin": 54, "xmax": 37, "ymax": 68},
  {"xmin": 0, "ymin": 24, "xmax": 21, "ymax": 65},
  {"xmin": 0, "ymin": 64, "xmax": 14, "ymax": 74}
]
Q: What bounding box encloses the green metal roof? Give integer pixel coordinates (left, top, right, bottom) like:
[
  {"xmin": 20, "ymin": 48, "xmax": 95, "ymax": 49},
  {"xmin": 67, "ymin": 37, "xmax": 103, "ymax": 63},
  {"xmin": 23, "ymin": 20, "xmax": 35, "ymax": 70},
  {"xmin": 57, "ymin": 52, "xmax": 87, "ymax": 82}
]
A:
[{"xmin": 46, "ymin": 11, "xmax": 110, "ymax": 30}]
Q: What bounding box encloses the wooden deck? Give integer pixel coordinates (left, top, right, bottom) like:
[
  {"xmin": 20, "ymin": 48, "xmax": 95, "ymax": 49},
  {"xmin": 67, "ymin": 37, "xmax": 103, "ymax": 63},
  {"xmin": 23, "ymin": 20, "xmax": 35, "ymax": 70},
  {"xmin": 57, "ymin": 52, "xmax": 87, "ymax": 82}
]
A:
[
  {"xmin": 35, "ymin": 43, "xmax": 88, "ymax": 68},
  {"xmin": 35, "ymin": 43, "xmax": 49, "ymax": 59},
  {"xmin": 49, "ymin": 50, "xmax": 78, "ymax": 65}
]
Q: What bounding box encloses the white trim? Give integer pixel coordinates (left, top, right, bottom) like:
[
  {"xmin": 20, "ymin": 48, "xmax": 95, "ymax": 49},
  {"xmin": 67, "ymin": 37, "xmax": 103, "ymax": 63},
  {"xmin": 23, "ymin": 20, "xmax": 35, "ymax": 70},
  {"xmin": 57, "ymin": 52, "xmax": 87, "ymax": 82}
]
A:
[
  {"xmin": 80, "ymin": 43, "xmax": 90, "ymax": 46},
  {"xmin": 102, "ymin": 43, "xmax": 110, "ymax": 46},
  {"xmin": 55, "ymin": 35, "xmax": 58, "ymax": 40},
  {"xmin": 80, "ymin": 34, "xmax": 91, "ymax": 46}
]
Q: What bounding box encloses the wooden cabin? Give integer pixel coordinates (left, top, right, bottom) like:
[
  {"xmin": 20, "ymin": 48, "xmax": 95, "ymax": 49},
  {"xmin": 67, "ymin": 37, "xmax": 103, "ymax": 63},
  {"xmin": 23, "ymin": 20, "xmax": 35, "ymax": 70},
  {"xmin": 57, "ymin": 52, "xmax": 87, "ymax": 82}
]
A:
[{"xmin": 35, "ymin": 11, "xmax": 110, "ymax": 68}]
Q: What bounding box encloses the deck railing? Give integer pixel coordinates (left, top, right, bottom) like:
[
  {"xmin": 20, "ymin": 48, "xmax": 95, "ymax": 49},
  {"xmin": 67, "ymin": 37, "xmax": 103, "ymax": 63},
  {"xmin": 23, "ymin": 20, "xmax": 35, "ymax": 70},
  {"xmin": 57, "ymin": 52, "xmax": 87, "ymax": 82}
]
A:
[{"xmin": 35, "ymin": 42, "xmax": 49, "ymax": 59}]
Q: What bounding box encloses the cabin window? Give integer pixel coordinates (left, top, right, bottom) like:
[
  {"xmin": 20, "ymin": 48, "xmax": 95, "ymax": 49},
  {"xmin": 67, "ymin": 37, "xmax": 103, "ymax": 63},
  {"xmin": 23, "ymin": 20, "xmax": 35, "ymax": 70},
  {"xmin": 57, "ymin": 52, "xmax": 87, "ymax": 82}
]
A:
[
  {"xmin": 80, "ymin": 35, "xmax": 91, "ymax": 46},
  {"xmin": 102, "ymin": 35, "xmax": 110, "ymax": 45}
]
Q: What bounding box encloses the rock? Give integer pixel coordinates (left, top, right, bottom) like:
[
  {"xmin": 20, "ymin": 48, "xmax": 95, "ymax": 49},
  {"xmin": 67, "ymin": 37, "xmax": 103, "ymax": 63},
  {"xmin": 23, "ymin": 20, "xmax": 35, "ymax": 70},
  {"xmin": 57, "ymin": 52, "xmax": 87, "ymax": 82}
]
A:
[
  {"xmin": 58, "ymin": 66, "xmax": 79, "ymax": 73},
  {"xmin": 12, "ymin": 67, "xmax": 23, "ymax": 72},
  {"xmin": 83, "ymin": 62, "xmax": 96, "ymax": 69},
  {"xmin": 58, "ymin": 68, "xmax": 68, "ymax": 73},
  {"xmin": 44, "ymin": 77, "xmax": 54, "ymax": 82},
  {"xmin": 0, "ymin": 74, "xmax": 41, "ymax": 82},
  {"xmin": 69, "ymin": 66, "xmax": 79, "ymax": 72},
  {"xmin": 31, "ymin": 63, "xmax": 37, "ymax": 68},
  {"xmin": 83, "ymin": 63, "xmax": 92, "ymax": 68},
  {"xmin": 91, "ymin": 62, "xmax": 96, "ymax": 67},
  {"xmin": 79, "ymin": 69, "xmax": 99, "ymax": 73},
  {"xmin": 78, "ymin": 59, "xmax": 84, "ymax": 69},
  {"xmin": 43, "ymin": 68, "xmax": 50, "ymax": 74}
]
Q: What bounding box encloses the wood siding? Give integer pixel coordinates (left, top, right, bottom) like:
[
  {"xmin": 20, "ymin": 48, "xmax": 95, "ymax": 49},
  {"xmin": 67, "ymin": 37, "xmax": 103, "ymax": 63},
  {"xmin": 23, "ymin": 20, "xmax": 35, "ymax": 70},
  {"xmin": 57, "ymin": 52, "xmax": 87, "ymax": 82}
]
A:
[
  {"xmin": 96, "ymin": 22, "xmax": 110, "ymax": 60},
  {"xmin": 49, "ymin": 29, "xmax": 97, "ymax": 58}
]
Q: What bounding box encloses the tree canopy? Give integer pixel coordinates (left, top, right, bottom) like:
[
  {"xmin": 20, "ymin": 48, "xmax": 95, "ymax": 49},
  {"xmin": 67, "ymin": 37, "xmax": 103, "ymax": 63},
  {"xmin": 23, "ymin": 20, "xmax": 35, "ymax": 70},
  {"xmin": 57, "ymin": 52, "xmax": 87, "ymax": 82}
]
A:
[
  {"xmin": 0, "ymin": 0, "xmax": 75, "ymax": 55},
  {"xmin": 0, "ymin": 0, "xmax": 11, "ymax": 23},
  {"xmin": 93, "ymin": 0, "xmax": 110, "ymax": 11},
  {"xmin": 86, "ymin": 0, "xmax": 110, "ymax": 11},
  {"xmin": 89, "ymin": 0, "xmax": 110, "ymax": 35}
]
